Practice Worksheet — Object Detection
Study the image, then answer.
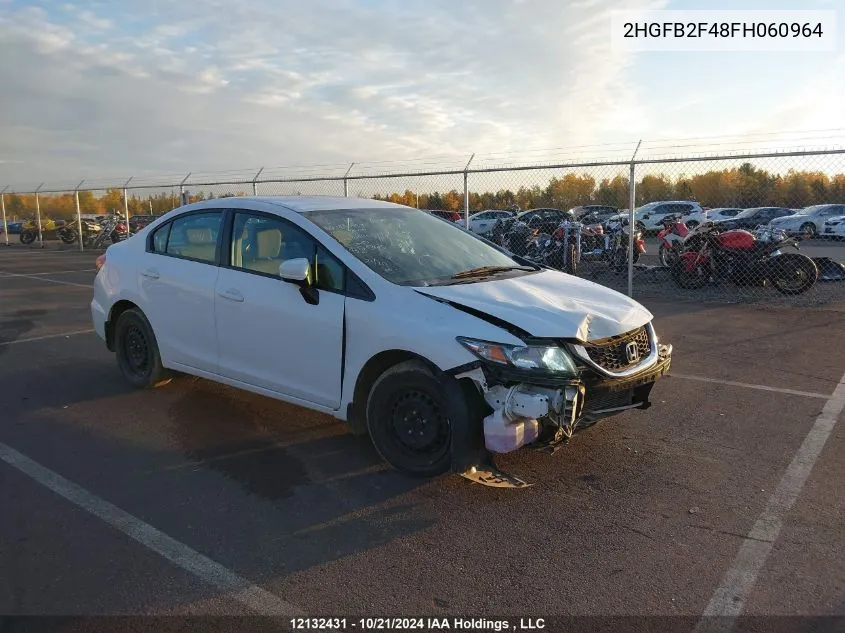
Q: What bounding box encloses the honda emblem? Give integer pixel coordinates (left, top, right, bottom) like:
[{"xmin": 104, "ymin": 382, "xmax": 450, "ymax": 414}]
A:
[{"xmin": 625, "ymin": 341, "xmax": 639, "ymax": 364}]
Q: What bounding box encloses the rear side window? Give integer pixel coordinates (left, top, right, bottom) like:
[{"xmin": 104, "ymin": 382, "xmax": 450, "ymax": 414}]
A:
[
  {"xmin": 151, "ymin": 223, "xmax": 171, "ymax": 253},
  {"xmin": 164, "ymin": 212, "xmax": 223, "ymax": 263}
]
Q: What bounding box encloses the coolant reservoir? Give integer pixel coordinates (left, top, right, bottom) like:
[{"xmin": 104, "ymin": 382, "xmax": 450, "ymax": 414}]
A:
[{"xmin": 483, "ymin": 409, "xmax": 540, "ymax": 453}]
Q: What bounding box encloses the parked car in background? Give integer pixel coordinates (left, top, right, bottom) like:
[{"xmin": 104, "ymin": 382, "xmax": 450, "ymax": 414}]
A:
[
  {"xmin": 697, "ymin": 208, "xmax": 744, "ymax": 225},
  {"xmin": 769, "ymin": 204, "xmax": 845, "ymax": 237},
  {"xmin": 456, "ymin": 209, "xmax": 516, "ymax": 235},
  {"xmin": 425, "ymin": 209, "xmax": 462, "ymax": 223},
  {"xmin": 715, "ymin": 207, "xmax": 795, "ymax": 231},
  {"xmin": 635, "ymin": 201, "xmax": 705, "ymax": 233},
  {"xmin": 822, "ymin": 214, "xmax": 845, "ymax": 240},
  {"xmin": 1, "ymin": 221, "xmax": 23, "ymax": 234},
  {"xmin": 570, "ymin": 205, "xmax": 619, "ymax": 222},
  {"xmin": 495, "ymin": 208, "xmax": 571, "ymax": 237},
  {"xmin": 129, "ymin": 215, "xmax": 159, "ymax": 233}
]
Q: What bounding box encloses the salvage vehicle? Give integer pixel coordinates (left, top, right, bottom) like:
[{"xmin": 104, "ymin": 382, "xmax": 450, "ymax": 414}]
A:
[{"xmin": 91, "ymin": 196, "xmax": 673, "ymax": 487}]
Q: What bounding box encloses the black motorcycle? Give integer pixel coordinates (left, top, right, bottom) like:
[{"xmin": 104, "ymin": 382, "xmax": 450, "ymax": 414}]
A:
[
  {"xmin": 58, "ymin": 218, "xmax": 104, "ymax": 245},
  {"xmin": 670, "ymin": 223, "xmax": 818, "ymax": 295}
]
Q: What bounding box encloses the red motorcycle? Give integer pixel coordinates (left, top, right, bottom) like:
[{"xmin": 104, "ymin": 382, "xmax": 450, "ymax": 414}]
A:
[
  {"xmin": 656, "ymin": 214, "xmax": 690, "ymax": 268},
  {"xmin": 670, "ymin": 222, "xmax": 818, "ymax": 295}
]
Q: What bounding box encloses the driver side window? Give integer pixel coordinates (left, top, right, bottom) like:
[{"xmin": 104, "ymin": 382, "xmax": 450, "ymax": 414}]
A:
[{"xmin": 230, "ymin": 212, "xmax": 345, "ymax": 292}]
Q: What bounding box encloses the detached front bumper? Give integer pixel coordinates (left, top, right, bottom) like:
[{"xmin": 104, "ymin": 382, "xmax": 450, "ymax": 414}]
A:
[{"xmin": 453, "ymin": 342, "xmax": 673, "ymax": 456}]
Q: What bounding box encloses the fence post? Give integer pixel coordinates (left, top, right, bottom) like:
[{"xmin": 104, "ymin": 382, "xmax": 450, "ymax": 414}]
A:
[
  {"xmin": 252, "ymin": 167, "xmax": 264, "ymax": 196},
  {"xmin": 179, "ymin": 173, "xmax": 191, "ymax": 206},
  {"xmin": 463, "ymin": 153, "xmax": 475, "ymax": 227},
  {"xmin": 75, "ymin": 180, "xmax": 85, "ymax": 252},
  {"xmin": 123, "ymin": 177, "xmax": 133, "ymax": 237},
  {"xmin": 34, "ymin": 183, "xmax": 44, "ymax": 249},
  {"xmin": 627, "ymin": 140, "xmax": 642, "ymax": 298},
  {"xmin": 343, "ymin": 163, "xmax": 355, "ymax": 197},
  {"xmin": 1, "ymin": 186, "xmax": 8, "ymax": 246}
]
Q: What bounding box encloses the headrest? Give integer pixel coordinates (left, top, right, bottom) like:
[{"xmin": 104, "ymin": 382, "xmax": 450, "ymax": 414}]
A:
[
  {"xmin": 256, "ymin": 228, "xmax": 282, "ymax": 259},
  {"xmin": 186, "ymin": 228, "xmax": 214, "ymax": 244}
]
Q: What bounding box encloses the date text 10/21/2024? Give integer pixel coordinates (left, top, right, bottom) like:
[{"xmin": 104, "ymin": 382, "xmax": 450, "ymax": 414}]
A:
[{"xmin": 290, "ymin": 618, "xmax": 547, "ymax": 631}]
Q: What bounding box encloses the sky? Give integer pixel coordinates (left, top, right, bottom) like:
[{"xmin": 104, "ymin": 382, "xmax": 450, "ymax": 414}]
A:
[{"xmin": 0, "ymin": 0, "xmax": 843, "ymax": 191}]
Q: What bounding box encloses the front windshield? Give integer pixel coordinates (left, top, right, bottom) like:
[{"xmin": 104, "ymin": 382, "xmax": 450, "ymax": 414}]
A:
[{"xmin": 304, "ymin": 207, "xmax": 531, "ymax": 286}]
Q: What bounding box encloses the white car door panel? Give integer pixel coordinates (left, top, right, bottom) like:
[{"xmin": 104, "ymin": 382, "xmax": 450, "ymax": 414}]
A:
[
  {"xmin": 214, "ymin": 269, "xmax": 344, "ymax": 408},
  {"xmin": 140, "ymin": 212, "xmax": 222, "ymax": 373},
  {"xmin": 213, "ymin": 210, "xmax": 345, "ymax": 409}
]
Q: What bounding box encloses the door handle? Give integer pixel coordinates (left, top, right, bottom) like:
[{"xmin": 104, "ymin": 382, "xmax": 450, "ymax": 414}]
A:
[
  {"xmin": 217, "ymin": 288, "xmax": 244, "ymax": 302},
  {"xmin": 141, "ymin": 269, "xmax": 159, "ymax": 280}
]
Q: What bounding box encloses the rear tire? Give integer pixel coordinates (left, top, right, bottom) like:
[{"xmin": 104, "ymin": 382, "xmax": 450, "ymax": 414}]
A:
[
  {"xmin": 60, "ymin": 230, "xmax": 77, "ymax": 244},
  {"xmin": 20, "ymin": 230, "xmax": 36, "ymax": 245},
  {"xmin": 366, "ymin": 360, "xmax": 452, "ymax": 478},
  {"xmin": 769, "ymin": 254, "xmax": 818, "ymax": 295},
  {"xmin": 114, "ymin": 308, "xmax": 171, "ymax": 389}
]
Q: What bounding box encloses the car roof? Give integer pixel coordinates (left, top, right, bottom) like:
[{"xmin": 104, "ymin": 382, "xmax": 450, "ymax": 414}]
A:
[{"xmin": 182, "ymin": 195, "xmax": 413, "ymax": 214}]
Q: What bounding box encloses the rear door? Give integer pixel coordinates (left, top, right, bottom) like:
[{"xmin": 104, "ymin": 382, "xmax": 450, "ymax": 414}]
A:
[
  {"xmin": 138, "ymin": 210, "xmax": 224, "ymax": 373},
  {"xmin": 213, "ymin": 210, "xmax": 346, "ymax": 408}
]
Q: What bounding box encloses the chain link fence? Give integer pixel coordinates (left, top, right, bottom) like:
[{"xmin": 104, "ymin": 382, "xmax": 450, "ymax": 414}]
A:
[{"xmin": 2, "ymin": 149, "xmax": 844, "ymax": 306}]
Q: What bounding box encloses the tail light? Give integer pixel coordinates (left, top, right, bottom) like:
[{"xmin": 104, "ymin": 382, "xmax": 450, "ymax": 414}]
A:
[{"xmin": 95, "ymin": 253, "xmax": 106, "ymax": 270}]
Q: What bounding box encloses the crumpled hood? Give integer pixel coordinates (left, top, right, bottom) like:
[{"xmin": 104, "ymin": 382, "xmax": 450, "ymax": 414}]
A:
[{"xmin": 414, "ymin": 269, "xmax": 653, "ymax": 342}]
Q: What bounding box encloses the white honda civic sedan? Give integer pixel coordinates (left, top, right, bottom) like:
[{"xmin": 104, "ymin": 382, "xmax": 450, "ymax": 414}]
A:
[{"xmin": 91, "ymin": 196, "xmax": 672, "ymax": 483}]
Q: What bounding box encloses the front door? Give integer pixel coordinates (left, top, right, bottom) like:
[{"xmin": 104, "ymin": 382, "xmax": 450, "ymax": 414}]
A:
[{"xmin": 213, "ymin": 211, "xmax": 346, "ymax": 409}]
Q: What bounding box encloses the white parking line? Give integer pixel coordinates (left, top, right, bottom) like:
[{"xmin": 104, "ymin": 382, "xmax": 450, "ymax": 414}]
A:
[
  {"xmin": 0, "ymin": 441, "xmax": 306, "ymax": 617},
  {"xmin": 0, "ymin": 329, "xmax": 95, "ymax": 346},
  {"xmin": 0, "ymin": 271, "xmax": 90, "ymax": 288},
  {"xmin": 670, "ymin": 373, "xmax": 830, "ymax": 400},
  {"xmin": 695, "ymin": 370, "xmax": 845, "ymax": 633},
  {"xmin": 0, "ymin": 268, "xmax": 96, "ymax": 276}
]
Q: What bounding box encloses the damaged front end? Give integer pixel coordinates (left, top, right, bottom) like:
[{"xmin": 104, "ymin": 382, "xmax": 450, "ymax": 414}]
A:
[{"xmin": 451, "ymin": 322, "xmax": 672, "ymax": 486}]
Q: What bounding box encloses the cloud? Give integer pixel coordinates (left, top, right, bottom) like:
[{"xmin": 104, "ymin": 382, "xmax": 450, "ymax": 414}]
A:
[{"xmin": 0, "ymin": 0, "xmax": 841, "ymax": 190}]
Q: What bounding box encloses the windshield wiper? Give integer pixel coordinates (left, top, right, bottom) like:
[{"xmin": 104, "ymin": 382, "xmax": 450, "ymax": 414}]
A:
[{"xmin": 450, "ymin": 265, "xmax": 536, "ymax": 280}]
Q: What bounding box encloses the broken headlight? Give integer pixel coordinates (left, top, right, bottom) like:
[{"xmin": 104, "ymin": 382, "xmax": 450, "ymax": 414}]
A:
[{"xmin": 457, "ymin": 337, "xmax": 578, "ymax": 376}]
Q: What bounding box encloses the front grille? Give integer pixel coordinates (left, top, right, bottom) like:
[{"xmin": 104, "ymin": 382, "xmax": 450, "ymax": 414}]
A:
[{"xmin": 583, "ymin": 326, "xmax": 651, "ymax": 372}]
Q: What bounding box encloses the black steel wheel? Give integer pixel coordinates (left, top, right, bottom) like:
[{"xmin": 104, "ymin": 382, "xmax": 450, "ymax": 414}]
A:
[
  {"xmin": 366, "ymin": 360, "xmax": 452, "ymax": 477},
  {"xmin": 114, "ymin": 308, "xmax": 170, "ymax": 388}
]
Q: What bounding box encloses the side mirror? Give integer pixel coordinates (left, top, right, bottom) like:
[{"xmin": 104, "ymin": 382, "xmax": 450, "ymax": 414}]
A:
[
  {"xmin": 278, "ymin": 258, "xmax": 319, "ymax": 305},
  {"xmin": 279, "ymin": 258, "xmax": 311, "ymax": 284}
]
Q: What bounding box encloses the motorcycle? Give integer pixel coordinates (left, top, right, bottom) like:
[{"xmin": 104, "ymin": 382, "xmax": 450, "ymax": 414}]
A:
[
  {"xmin": 58, "ymin": 218, "xmax": 104, "ymax": 245},
  {"xmin": 607, "ymin": 221, "xmax": 646, "ymax": 271},
  {"xmin": 656, "ymin": 214, "xmax": 690, "ymax": 268},
  {"xmin": 502, "ymin": 220, "xmax": 535, "ymax": 257},
  {"xmin": 19, "ymin": 218, "xmax": 60, "ymax": 244},
  {"xmin": 670, "ymin": 222, "xmax": 818, "ymax": 295}
]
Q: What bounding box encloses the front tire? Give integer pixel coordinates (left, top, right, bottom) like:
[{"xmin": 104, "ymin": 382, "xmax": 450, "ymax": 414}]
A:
[
  {"xmin": 670, "ymin": 259, "xmax": 709, "ymax": 289},
  {"xmin": 565, "ymin": 243, "xmax": 578, "ymax": 275},
  {"xmin": 20, "ymin": 230, "xmax": 36, "ymax": 245},
  {"xmin": 800, "ymin": 223, "xmax": 817, "ymax": 238},
  {"xmin": 60, "ymin": 229, "xmax": 77, "ymax": 244},
  {"xmin": 769, "ymin": 254, "xmax": 818, "ymax": 295},
  {"xmin": 366, "ymin": 360, "xmax": 452, "ymax": 478},
  {"xmin": 114, "ymin": 308, "xmax": 171, "ymax": 389}
]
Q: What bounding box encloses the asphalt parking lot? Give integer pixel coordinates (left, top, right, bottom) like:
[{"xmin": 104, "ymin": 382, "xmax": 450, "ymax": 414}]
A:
[{"xmin": 1, "ymin": 245, "xmax": 844, "ymax": 630}]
